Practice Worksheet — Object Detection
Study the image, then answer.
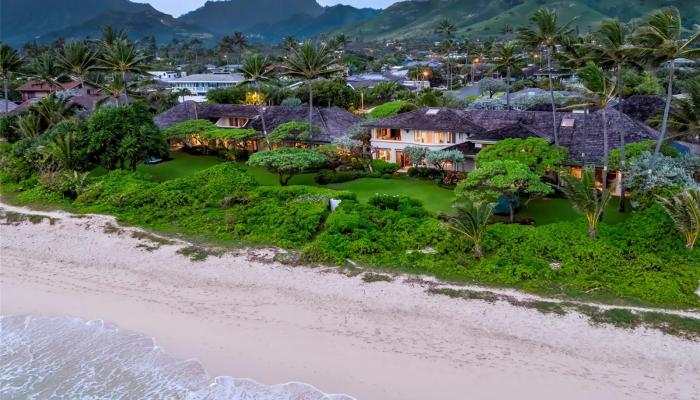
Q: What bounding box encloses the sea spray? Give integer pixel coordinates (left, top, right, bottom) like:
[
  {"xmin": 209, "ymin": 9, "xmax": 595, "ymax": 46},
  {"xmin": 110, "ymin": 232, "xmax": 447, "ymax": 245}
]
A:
[{"xmin": 0, "ymin": 315, "xmax": 354, "ymax": 400}]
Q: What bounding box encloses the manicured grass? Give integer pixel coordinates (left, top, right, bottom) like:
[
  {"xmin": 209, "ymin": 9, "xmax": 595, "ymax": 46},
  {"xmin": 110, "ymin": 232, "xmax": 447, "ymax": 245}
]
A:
[
  {"xmin": 510, "ymin": 197, "xmax": 630, "ymax": 225},
  {"xmin": 129, "ymin": 152, "xmax": 630, "ymax": 224},
  {"xmin": 136, "ymin": 152, "xmax": 224, "ymax": 182},
  {"xmin": 328, "ymin": 176, "xmax": 456, "ymax": 215}
]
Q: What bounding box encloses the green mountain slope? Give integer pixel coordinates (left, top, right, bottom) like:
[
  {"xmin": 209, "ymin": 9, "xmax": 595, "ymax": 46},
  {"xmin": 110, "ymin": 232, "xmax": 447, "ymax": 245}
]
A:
[
  {"xmin": 343, "ymin": 0, "xmax": 700, "ymax": 40},
  {"xmin": 248, "ymin": 5, "xmax": 381, "ymax": 43}
]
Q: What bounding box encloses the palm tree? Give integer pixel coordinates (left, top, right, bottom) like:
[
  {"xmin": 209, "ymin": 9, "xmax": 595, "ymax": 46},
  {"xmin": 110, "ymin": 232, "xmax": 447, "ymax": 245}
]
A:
[
  {"xmin": 57, "ymin": 41, "xmax": 97, "ymax": 91},
  {"xmin": 101, "ymin": 26, "xmax": 128, "ymax": 46},
  {"xmin": 439, "ymin": 39, "xmax": 459, "ymax": 90},
  {"xmin": 436, "ymin": 18, "xmax": 456, "ymax": 37},
  {"xmin": 15, "ymin": 113, "xmax": 42, "ymax": 139},
  {"xmin": 0, "ymin": 44, "xmax": 23, "ymax": 114},
  {"xmin": 577, "ymin": 62, "xmax": 617, "ymax": 191},
  {"xmin": 99, "ymin": 38, "xmax": 148, "ymax": 104},
  {"xmin": 239, "ymin": 54, "xmax": 275, "ymax": 150},
  {"xmin": 489, "ymin": 41, "xmax": 524, "ymax": 109},
  {"xmin": 635, "ymin": 8, "xmax": 700, "ymax": 175},
  {"xmin": 281, "ymin": 40, "xmax": 341, "ymax": 140},
  {"xmin": 283, "ymin": 36, "xmax": 298, "ymax": 52},
  {"xmin": 30, "ymin": 95, "xmax": 72, "ymax": 128},
  {"xmin": 560, "ymin": 168, "xmax": 613, "ymax": 238},
  {"xmin": 29, "ymin": 51, "xmax": 61, "ymax": 90},
  {"xmin": 330, "ymin": 34, "xmax": 349, "ymax": 51},
  {"xmin": 436, "ymin": 19, "xmax": 456, "ymax": 90},
  {"xmin": 657, "ymin": 188, "xmax": 700, "ymax": 251},
  {"xmin": 231, "ymin": 32, "xmax": 248, "ymax": 61},
  {"xmin": 448, "ymin": 201, "xmax": 493, "ymax": 260},
  {"xmin": 589, "ymin": 19, "xmax": 638, "ymax": 211},
  {"xmin": 656, "ymin": 79, "xmax": 700, "ymax": 143},
  {"xmin": 517, "ymin": 8, "xmax": 575, "ymax": 152},
  {"xmin": 40, "ymin": 131, "xmax": 79, "ymax": 170}
]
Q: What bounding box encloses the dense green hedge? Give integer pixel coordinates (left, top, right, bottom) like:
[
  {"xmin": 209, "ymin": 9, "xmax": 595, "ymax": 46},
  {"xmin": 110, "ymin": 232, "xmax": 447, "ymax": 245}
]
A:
[{"xmin": 2, "ymin": 155, "xmax": 698, "ymax": 308}]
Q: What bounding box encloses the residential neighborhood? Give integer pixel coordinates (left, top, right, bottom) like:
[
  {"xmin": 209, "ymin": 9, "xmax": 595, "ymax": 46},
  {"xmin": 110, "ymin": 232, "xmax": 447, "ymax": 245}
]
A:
[{"xmin": 0, "ymin": 1, "xmax": 699, "ymax": 400}]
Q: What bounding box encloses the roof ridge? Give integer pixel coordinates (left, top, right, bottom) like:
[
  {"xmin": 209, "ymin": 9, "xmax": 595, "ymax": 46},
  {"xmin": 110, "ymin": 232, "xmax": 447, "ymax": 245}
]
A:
[{"xmin": 315, "ymin": 106, "xmax": 330, "ymax": 134}]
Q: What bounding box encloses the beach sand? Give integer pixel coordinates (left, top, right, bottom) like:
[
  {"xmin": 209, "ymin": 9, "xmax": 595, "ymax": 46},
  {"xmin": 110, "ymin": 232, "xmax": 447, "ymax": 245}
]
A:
[{"xmin": 1, "ymin": 204, "xmax": 698, "ymax": 400}]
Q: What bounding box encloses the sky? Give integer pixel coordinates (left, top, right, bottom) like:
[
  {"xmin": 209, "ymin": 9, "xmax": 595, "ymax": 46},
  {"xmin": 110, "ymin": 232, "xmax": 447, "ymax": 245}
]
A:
[{"xmin": 136, "ymin": 0, "xmax": 397, "ymax": 17}]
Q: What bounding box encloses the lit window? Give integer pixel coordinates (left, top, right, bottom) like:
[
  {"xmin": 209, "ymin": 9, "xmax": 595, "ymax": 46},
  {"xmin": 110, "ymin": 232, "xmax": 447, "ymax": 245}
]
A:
[
  {"xmin": 425, "ymin": 108, "xmax": 440, "ymax": 115},
  {"xmin": 561, "ymin": 118, "xmax": 575, "ymax": 127}
]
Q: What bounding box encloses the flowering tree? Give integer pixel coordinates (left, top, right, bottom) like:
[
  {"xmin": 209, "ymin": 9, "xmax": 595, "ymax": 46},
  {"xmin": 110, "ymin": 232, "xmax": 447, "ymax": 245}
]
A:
[
  {"xmin": 404, "ymin": 146, "xmax": 429, "ymax": 167},
  {"xmin": 426, "ymin": 149, "xmax": 465, "ymax": 172}
]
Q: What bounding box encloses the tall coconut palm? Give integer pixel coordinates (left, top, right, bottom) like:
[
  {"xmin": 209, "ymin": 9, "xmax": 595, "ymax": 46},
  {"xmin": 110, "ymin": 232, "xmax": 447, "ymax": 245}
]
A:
[
  {"xmin": 657, "ymin": 188, "xmax": 700, "ymax": 251},
  {"xmin": 57, "ymin": 41, "xmax": 97, "ymax": 91},
  {"xmin": 439, "ymin": 39, "xmax": 459, "ymax": 90},
  {"xmin": 101, "ymin": 26, "xmax": 128, "ymax": 46},
  {"xmin": 634, "ymin": 7, "xmax": 700, "ymax": 174},
  {"xmin": 489, "ymin": 41, "xmax": 524, "ymax": 109},
  {"xmin": 589, "ymin": 19, "xmax": 638, "ymax": 211},
  {"xmin": 281, "ymin": 40, "xmax": 341, "ymax": 140},
  {"xmin": 99, "ymin": 38, "xmax": 148, "ymax": 104},
  {"xmin": 231, "ymin": 32, "xmax": 248, "ymax": 61},
  {"xmin": 283, "ymin": 36, "xmax": 298, "ymax": 52},
  {"xmin": 517, "ymin": 8, "xmax": 575, "ymax": 151},
  {"xmin": 29, "ymin": 51, "xmax": 61, "ymax": 90},
  {"xmin": 239, "ymin": 54, "xmax": 275, "ymax": 150},
  {"xmin": 0, "ymin": 44, "xmax": 23, "ymax": 114},
  {"xmin": 577, "ymin": 62, "xmax": 617, "ymax": 191},
  {"xmin": 30, "ymin": 95, "xmax": 72, "ymax": 129},
  {"xmin": 448, "ymin": 201, "xmax": 493, "ymax": 260},
  {"xmin": 560, "ymin": 168, "xmax": 613, "ymax": 238},
  {"xmin": 658, "ymin": 79, "xmax": 700, "ymax": 143},
  {"xmin": 436, "ymin": 19, "xmax": 456, "ymax": 90}
]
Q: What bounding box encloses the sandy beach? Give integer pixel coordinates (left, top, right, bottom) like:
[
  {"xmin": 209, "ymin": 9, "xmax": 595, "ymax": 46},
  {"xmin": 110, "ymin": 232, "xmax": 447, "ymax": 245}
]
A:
[{"xmin": 1, "ymin": 203, "xmax": 699, "ymax": 400}]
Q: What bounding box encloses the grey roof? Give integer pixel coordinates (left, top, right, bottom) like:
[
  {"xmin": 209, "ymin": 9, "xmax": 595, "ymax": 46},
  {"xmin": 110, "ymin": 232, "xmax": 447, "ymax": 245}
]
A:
[
  {"xmin": 154, "ymin": 102, "xmax": 362, "ymax": 144},
  {"xmin": 0, "ymin": 99, "xmax": 19, "ymax": 113}
]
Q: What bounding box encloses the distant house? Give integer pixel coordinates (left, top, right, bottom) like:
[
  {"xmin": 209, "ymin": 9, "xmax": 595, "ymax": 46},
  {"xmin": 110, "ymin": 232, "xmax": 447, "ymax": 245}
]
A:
[
  {"xmin": 364, "ymin": 107, "xmax": 659, "ymax": 179},
  {"xmin": 148, "ymin": 71, "xmax": 179, "ymax": 81},
  {"xmin": 154, "ymin": 102, "xmax": 362, "ymax": 149},
  {"xmin": 16, "ymin": 80, "xmax": 99, "ymax": 101},
  {"xmin": 170, "ymin": 73, "xmax": 245, "ymax": 101}
]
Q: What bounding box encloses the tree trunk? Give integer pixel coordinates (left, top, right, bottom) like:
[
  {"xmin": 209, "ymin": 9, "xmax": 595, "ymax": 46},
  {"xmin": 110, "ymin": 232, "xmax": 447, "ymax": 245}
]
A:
[
  {"xmin": 648, "ymin": 59, "xmax": 675, "ymax": 175},
  {"xmin": 546, "ymin": 49, "xmax": 559, "ymax": 147},
  {"xmin": 508, "ymin": 199, "xmax": 515, "ymax": 223},
  {"xmin": 473, "ymin": 243, "xmax": 483, "ymax": 260},
  {"xmin": 602, "ymin": 107, "xmax": 609, "ymax": 191},
  {"xmin": 505, "ymin": 67, "xmax": 511, "ymax": 109},
  {"xmin": 3, "ymin": 77, "xmax": 8, "ymax": 114},
  {"xmin": 307, "ymin": 80, "xmax": 314, "ymax": 141},
  {"xmin": 588, "ymin": 225, "xmax": 597, "ymax": 238},
  {"xmin": 256, "ymin": 81, "xmax": 271, "ymax": 150},
  {"xmin": 617, "ymin": 65, "xmax": 626, "ymax": 212},
  {"xmin": 546, "ymin": 49, "xmax": 561, "ymax": 186},
  {"xmin": 121, "ymin": 70, "xmax": 129, "ymax": 105}
]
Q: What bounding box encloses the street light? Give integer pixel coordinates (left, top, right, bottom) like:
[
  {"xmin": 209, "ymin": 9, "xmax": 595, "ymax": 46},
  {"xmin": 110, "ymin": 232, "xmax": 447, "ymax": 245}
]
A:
[{"xmin": 471, "ymin": 58, "xmax": 479, "ymax": 83}]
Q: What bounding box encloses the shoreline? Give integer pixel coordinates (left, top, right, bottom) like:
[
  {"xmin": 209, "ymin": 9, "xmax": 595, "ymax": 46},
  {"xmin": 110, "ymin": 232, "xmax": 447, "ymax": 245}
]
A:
[{"xmin": 1, "ymin": 204, "xmax": 699, "ymax": 399}]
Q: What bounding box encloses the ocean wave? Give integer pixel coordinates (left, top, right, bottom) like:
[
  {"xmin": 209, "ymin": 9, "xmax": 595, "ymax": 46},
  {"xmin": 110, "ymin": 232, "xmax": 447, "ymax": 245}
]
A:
[{"xmin": 0, "ymin": 315, "xmax": 355, "ymax": 400}]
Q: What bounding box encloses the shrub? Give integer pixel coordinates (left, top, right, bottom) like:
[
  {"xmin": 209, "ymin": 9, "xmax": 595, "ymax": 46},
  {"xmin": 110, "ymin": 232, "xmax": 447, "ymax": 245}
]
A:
[
  {"xmin": 315, "ymin": 169, "xmax": 363, "ymax": 184},
  {"xmin": 370, "ymin": 159, "xmax": 399, "ymax": 175},
  {"xmin": 407, "ymin": 166, "xmax": 442, "ymax": 179}
]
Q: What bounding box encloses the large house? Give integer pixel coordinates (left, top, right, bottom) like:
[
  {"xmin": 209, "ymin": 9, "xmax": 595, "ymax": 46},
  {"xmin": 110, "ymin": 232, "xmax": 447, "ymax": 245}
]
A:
[
  {"xmin": 16, "ymin": 80, "xmax": 99, "ymax": 101},
  {"xmin": 170, "ymin": 73, "xmax": 245, "ymax": 101},
  {"xmin": 154, "ymin": 102, "xmax": 362, "ymax": 149},
  {"xmin": 364, "ymin": 107, "xmax": 659, "ymax": 181}
]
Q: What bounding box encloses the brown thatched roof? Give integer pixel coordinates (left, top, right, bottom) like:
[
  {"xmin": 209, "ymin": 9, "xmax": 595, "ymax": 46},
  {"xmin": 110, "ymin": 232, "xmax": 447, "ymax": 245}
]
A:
[
  {"xmin": 363, "ymin": 108, "xmax": 485, "ymax": 135},
  {"xmin": 154, "ymin": 102, "xmax": 362, "ymax": 143},
  {"xmin": 615, "ymin": 95, "xmax": 665, "ymax": 122},
  {"xmin": 366, "ymin": 108, "xmax": 659, "ymax": 165}
]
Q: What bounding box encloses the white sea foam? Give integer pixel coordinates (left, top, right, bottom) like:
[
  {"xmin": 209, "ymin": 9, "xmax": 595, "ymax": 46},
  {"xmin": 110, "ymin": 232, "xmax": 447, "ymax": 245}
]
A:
[{"xmin": 0, "ymin": 315, "xmax": 355, "ymax": 400}]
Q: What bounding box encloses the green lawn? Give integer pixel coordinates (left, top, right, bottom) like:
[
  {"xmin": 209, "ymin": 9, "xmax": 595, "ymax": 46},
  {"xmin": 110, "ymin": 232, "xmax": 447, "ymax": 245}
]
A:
[
  {"xmin": 136, "ymin": 152, "xmax": 224, "ymax": 182},
  {"xmin": 328, "ymin": 176, "xmax": 455, "ymax": 215},
  {"xmin": 129, "ymin": 152, "xmax": 630, "ymax": 225}
]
